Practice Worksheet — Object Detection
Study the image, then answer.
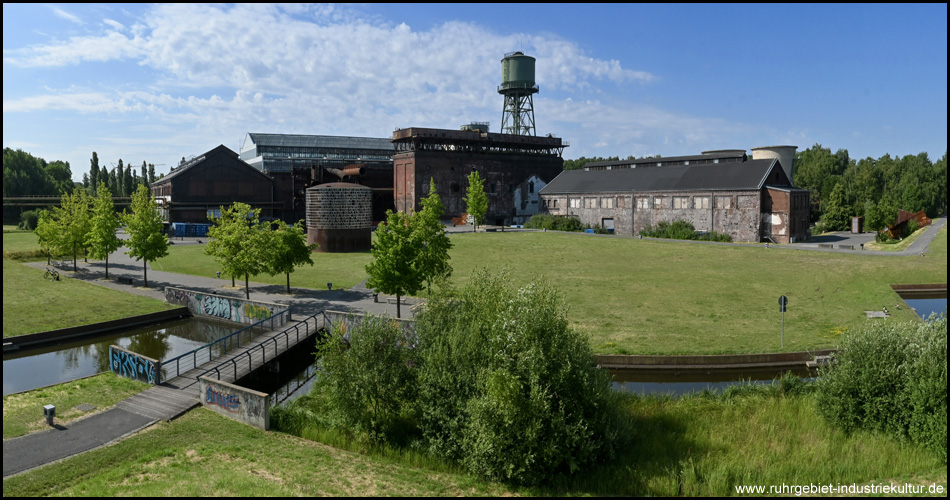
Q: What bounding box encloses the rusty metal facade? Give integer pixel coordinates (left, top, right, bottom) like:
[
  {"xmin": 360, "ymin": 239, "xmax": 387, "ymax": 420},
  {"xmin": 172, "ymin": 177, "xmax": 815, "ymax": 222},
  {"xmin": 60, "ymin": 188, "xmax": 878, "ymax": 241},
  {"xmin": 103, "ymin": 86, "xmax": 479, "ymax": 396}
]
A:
[{"xmin": 305, "ymin": 183, "xmax": 372, "ymax": 252}]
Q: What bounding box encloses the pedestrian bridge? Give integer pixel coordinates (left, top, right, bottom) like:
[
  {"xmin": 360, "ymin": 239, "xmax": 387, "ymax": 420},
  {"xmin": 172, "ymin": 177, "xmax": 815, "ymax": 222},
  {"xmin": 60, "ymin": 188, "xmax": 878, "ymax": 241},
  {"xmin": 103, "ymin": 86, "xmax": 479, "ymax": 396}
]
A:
[{"xmin": 110, "ymin": 311, "xmax": 329, "ymax": 426}]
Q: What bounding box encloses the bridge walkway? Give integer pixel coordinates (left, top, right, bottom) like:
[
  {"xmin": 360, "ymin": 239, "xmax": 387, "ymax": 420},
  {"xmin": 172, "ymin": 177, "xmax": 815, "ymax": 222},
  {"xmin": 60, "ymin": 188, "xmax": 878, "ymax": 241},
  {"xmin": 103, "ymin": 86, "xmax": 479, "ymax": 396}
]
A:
[{"xmin": 118, "ymin": 313, "xmax": 326, "ymax": 422}]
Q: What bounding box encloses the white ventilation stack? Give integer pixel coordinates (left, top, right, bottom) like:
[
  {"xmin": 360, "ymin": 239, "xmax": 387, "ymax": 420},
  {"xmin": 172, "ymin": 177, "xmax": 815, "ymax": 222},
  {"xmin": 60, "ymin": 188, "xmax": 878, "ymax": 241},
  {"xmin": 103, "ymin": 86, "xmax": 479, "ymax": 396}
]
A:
[{"xmin": 751, "ymin": 146, "xmax": 798, "ymax": 185}]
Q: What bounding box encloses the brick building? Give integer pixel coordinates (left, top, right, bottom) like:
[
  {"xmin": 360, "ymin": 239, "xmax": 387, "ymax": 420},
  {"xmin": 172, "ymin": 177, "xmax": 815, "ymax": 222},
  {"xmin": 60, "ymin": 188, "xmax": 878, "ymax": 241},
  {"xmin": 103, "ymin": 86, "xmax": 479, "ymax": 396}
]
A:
[
  {"xmin": 539, "ymin": 157, "xmax": 809, "ymax": 243},
  {"xmin": 392, "ymin": 126, "xmax": 566, "ymax": 225}
]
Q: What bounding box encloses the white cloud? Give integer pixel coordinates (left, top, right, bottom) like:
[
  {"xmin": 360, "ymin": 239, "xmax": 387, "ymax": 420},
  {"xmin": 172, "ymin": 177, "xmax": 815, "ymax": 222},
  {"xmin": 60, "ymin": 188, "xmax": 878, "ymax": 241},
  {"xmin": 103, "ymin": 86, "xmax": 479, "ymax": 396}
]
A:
[{"xmin": 52, "ymin": 7, "xmax": 82, "ymax": 25}]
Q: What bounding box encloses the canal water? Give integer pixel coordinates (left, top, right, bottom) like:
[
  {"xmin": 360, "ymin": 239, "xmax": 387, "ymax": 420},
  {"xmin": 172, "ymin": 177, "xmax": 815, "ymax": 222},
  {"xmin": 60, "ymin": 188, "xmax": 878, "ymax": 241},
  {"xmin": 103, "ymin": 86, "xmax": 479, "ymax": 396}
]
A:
[{"xmin": 2, "ymin": 317, "xmax": 235, "ymax": 396}]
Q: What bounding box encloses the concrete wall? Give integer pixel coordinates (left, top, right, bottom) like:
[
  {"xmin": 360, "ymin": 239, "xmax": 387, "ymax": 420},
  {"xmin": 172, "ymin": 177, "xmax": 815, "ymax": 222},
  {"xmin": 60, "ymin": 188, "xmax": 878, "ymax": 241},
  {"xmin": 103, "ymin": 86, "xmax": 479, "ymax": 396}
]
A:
[
  {"xmin": 199, "ymin": 376, "xmax": 270, "ymax": 430},
  {"xmin": 5, "ymin": 307, "xmax": 190, "ymax": 351},
  {"xmin": 110, "ymin": 345, "xmax": 161, "ymax": 385},
  {"xmin": 164, "ymin": 287, "xmax": 290, "ymax": 327}
]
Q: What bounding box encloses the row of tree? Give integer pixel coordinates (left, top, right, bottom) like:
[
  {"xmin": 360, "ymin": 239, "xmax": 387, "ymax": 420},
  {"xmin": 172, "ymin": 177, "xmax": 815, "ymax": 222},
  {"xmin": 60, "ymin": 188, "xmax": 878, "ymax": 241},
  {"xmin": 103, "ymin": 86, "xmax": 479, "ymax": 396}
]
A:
[
  {"xmin": 204, "ymin": 203, "xmax": 316, "ymax": 299},
  {"xmin": 793, "ymin": 145, "xmax": 947, "ymax": 232},
  {"xmin": 36, "ymin": 184, "xmax": 169, "ymax": 285},
  {"xmin": 86, "ymin": 151, "xmax": 160, "ymax": 197},
  {"xmin": 2, "ymin": 148, "xmax": 162, "ymax": 200}
]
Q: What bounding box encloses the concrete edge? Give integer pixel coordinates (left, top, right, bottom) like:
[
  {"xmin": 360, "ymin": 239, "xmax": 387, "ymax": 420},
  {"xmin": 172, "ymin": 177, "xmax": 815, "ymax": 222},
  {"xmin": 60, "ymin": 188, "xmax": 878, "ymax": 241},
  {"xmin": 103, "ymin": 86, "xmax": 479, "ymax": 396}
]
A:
[
  {"xmin": 593, "ymin": 349, "xmax": 836, "ymax": 368},
  {"xmin": 5, "ymin": 307, "xmax": 191, "ymax": 351}
]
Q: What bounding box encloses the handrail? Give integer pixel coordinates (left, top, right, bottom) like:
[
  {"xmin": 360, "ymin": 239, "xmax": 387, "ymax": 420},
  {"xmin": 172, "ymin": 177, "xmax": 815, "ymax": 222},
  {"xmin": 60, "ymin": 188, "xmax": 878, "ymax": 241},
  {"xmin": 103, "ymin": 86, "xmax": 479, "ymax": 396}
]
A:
[
  {"xmin": 194, "ymin": 311, "xmax": 326, "ymax": 385},
  {"xmin": 159, "ymin": 307, "xmax": 292, "ymax": 380}
]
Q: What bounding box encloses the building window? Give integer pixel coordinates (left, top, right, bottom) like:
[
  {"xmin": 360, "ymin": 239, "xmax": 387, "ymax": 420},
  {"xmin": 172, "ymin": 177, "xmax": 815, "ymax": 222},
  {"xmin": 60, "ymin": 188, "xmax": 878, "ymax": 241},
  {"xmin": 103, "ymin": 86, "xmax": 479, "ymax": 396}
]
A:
[
  {"xmin": 637, "ymin": 197, "xmax": 650, "ymax": 209},
  {"xmin": 207, "ymin": 208, "xmax": 221, "ymax": 219},
  {"xmin": 570, "ymin": 198, "xmax": 581, "ymax": 209},
  {"xmin": 654, "ymin": 197, "xmax": 667, "ymax": 209},
  {"xmin": 585, "ymin": 197, "xmax": 598, "ymax": 209},
  {"xmin": 715, "ymin": 196, "xmax": 732, "ymax": 209},
  {"xmin": 673, "ymin": 196, "xmax": 689, "ymax": 209},
  {"xmin": 601, "ymin": 197, "xmax": 614, "ymax": 209},
  {"xmin": 529, "ymin": 182, "xmax": 535, "ymax": 193},
  {"xmin": 490, "ymin": 183, "xmax": 496, "ymax": 194},
  {"xmin": 694, "ymin": 196, "xmax": 710, "ymax": 209}
]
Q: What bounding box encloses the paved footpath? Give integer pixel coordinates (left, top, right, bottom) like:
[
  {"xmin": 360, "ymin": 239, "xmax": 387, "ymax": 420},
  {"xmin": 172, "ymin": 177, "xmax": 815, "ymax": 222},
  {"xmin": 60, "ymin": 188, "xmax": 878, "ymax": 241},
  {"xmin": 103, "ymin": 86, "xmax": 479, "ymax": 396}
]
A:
[{"xmin": 4, "ymin": 220, "xmax": 945, "ymax": 478}]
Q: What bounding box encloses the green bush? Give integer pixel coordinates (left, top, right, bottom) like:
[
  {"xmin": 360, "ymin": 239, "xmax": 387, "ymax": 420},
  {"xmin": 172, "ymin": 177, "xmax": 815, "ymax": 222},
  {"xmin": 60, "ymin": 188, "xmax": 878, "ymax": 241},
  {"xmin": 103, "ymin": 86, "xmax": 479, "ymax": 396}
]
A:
[
  {"xmin": 284, "ymin": 315, "xmax": 419, "ymax": 445},
  {"xmin": 525, "ymin": 214, "xmax": 585, "ymax": 232},
  {"xmin": 17, "ymin": 210, "xmax": 41, "ymax": 230},
  {"xmin": 815, "ymin": 315, "xmax": 947, "ymax": 461},
  {"xmin": 414, "ymin": 270, "xmax": 629, "ymax": 485},
  {"xmin": 639, "ymin": 220, "xmax": 732, "ymax": 242}
]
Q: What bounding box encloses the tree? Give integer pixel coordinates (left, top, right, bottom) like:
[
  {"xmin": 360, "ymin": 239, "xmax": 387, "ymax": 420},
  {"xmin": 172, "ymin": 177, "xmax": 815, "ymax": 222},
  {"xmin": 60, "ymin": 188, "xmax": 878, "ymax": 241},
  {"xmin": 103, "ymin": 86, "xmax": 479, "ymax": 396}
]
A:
[
  {"xmin": 820, "ymin": 183, "xmax": 851, "ymax": 231},
  {"xmin": 50, "ymin": 187, "xmax": 92, "ymax": 271},
  {"xmin": 264, "ymin": 219, "xmax": 317, "ymax": 294},
  {"xmin": 87, "ymin": 183, "xmax": 123, "ymax": 279},
  {"xmin": 365, "ymin": 210, "xmax": 422, "ymax": 318},
  {"xmin": 89, "ymin": 152, "xmax": 100, "ymax": 196},
  {"xmin": 413, "ymin": 178, "xmax": 452, "ymax": 295},
  {"xmin": 464, "ymin": 170, "xmax": 489, "ymax": 232},
  {"xmin": 34, "ymin": 209, "xmax": 60, "ymax": 265},
  {"xmin": 116, "ymin": 160, "xmax": 125, "ymax": 197},
  {"xmin": 205, "ymin": 202, "xmax": 269, "ymax": 299},
  {"xmin": 123, "ymin": 184, "xmax": 169, "ymax": 287},
  {"xmin": 45, "ymin": 160, "xmax": 74, "ymax": 194},
  {"xmin": 2, "ymin": 147, "xmax": 54, "ymax": 197},
  {"xmin": 148, "ymin": 163, "xmax": 156, "ymax": 185}
]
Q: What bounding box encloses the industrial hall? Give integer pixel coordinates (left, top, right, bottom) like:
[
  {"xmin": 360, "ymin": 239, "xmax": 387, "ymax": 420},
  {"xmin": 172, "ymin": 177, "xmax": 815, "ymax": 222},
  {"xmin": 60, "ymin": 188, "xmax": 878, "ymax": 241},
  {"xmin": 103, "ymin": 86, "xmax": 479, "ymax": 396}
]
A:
[{"xmin": 539, "ymin": 147, "xmax": 810, "ymax": 244}]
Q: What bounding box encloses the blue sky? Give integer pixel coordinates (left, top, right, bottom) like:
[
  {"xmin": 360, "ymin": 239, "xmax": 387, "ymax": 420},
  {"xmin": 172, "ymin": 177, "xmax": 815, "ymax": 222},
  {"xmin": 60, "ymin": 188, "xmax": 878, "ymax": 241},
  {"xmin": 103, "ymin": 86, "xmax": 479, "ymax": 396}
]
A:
[{"xmin": 3, "ymin": 3, "xmax": 947, "ymax": 182}]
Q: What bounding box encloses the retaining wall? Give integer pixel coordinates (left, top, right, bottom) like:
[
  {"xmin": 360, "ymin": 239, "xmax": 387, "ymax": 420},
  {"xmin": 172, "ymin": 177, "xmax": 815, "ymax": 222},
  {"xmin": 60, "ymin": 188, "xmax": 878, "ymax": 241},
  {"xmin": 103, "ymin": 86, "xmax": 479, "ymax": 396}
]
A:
[
  {"xmin": 164, "ymin": 287, "xmax": 289, "ymax": 327},
  {"xmin": 593, "ymin": 349, "xmax": 836, "ymax": 370},
  {"xmin": 199, "ymin": 376, "xmax": 270, "ymax": 430},
  {"xmin": 4, "ymin": 307, "xmax": 190, "ymax": 352}
]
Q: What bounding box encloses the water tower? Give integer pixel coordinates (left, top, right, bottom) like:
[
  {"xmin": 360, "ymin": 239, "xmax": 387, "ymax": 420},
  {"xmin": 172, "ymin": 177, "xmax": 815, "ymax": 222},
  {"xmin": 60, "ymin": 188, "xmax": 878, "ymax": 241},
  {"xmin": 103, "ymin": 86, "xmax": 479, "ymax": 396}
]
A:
[{"xmin": 498, "ymin": 51, "xmax": 539, "ymax": 136}]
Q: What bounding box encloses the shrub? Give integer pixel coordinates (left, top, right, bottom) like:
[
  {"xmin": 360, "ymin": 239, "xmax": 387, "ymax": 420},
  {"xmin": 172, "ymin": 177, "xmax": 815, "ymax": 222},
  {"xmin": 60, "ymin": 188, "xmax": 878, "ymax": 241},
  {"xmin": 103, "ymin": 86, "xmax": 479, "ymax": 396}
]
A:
[
  {"xmin": 18, "ymin": 210, "xmax": 41, "ymax": 230},
  {"xmin": 299, "ymin": 314, "xmax": 419, "ymax": 445},
  {"xmin": 639, "ymin": 219, "xmax": 732, "ymax": 242},
  {"xmin": 414, "ymin": 269, "xmax": 629, "ymax": 485},
  {"xmin": 525, "ymin": 214, "xmax": 585, "ymax": 232},
  {"xmin": 815, "ymin": 315, "xmax": 947, "ymax": 461}
]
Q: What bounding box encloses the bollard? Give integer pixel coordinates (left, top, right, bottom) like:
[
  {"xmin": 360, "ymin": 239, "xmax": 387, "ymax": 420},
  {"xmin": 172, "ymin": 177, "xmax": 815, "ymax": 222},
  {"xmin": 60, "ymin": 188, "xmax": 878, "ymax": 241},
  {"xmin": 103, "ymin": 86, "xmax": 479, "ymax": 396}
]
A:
[{"xmin": 44, "ymin": 404, "xmax": 56, "ymax": 426}]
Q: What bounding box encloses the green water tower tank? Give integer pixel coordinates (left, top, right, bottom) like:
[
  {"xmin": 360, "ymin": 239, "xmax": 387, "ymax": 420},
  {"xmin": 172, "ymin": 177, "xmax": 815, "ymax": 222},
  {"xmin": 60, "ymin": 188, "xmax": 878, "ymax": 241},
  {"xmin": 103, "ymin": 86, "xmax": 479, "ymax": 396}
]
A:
[{"xmin": 500, "ymin": 51, "xmax": 536, "ymax": 90}]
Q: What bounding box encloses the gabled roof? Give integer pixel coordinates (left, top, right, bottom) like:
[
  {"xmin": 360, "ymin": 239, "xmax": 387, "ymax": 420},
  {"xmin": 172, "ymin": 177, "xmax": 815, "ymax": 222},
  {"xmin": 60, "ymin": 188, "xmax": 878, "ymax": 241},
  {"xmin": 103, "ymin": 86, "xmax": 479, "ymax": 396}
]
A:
[
  {"xmin": 541, "ymin": 159, "xmax": 783, "ymax": 194},
  {"xmin": 154, "ymin": 145, "xmax": 270, "ymax": 184},
  {"xmin": 244, "ymin": 133, "xmax": 393, "ymax": 152}
]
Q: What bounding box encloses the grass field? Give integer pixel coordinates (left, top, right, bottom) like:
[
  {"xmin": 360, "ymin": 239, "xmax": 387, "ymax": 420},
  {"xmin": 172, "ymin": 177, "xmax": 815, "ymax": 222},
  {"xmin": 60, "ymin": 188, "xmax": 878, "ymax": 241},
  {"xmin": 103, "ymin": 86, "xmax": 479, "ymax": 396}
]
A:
[
  {"xmin": 2, "ymin": 373, "xmax": 148, "ymax": 439},
  {"xmin": 2, "ymin": 387, "xmax": 945, "ymax": 496},
  {"xmin": 151, "ymin": 228, "xmax": 946, "ymax": 355},
  {"xmin": 2, "ymin": 228, "xmax": 176, "ymax": 337}
]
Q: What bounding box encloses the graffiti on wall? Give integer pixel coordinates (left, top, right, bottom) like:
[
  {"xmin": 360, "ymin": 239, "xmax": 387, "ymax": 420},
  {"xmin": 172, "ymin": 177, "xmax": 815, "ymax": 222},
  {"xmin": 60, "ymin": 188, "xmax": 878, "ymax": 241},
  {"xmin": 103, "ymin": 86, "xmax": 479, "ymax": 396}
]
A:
[
  {"xmin": 244, "ymin": 303, "xmax": 273, "ymax": 321},
  {"xmin": 201, "ymin": 294, "xmax": 234, "ymax": 320},
  {"xmin": 324, "ymin": 311, "xmax": 417, "ymax": 348},
  {"xmin": 206, "ymin": 386, "xmax": 241, "ymax": 412},
  {"xmin": 110, "ymin": 346, "xmax": 159, "ymax": 385},
  {"xmin": 164, "ymin": 287, "xmax": 284, "ymax": 326}
]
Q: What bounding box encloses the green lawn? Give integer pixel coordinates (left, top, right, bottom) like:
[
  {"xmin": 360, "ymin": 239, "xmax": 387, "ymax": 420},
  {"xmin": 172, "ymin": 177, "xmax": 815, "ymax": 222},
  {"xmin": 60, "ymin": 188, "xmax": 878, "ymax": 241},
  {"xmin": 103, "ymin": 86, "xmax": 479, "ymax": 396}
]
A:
[
  {"xmin": 0, "ymin": 409, "xmax": 519, "ymax": 497},
  {"xmin": 3, "ymin": 388, "xmax": 944, "ymax": 497},
  {"xmin": 2, "ymin": 373, "xmax": 148, "ymax": 439},
  {"xmin": 154, "ymin": 227, "xmax": 947, "ymax": 355}
]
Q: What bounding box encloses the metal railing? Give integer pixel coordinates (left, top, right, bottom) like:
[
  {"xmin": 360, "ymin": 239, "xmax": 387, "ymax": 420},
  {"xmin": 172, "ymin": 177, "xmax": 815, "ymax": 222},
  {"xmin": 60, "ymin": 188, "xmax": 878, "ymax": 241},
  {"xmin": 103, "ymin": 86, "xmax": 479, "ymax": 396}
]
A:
[
  {"xmin": 194, "ymin": 311, "xmax": 327, "ymax": 385},
  {"xmin": 160, "ymin": 308, "xmax": 292, "ymax": 380}
]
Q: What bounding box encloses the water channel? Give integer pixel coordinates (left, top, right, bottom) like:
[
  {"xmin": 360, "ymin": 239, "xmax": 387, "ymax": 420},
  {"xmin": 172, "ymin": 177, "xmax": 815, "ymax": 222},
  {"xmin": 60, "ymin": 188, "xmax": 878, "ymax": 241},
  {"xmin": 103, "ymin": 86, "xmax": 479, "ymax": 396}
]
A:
[
  {"xmin": 2, "ymin": 317, "xmax": 234, "ymax": 396},
  {"xmin": 6, "ymin": 291, "xmax": 944, "ymax": 401}
]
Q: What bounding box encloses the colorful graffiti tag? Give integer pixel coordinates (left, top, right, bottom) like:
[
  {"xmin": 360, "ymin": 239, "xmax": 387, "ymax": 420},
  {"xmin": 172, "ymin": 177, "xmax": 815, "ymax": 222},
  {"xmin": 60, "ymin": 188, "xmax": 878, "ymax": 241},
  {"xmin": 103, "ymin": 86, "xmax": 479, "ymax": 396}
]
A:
[
  {"xmin": 200, "ymin": 294, "xmax": 234, "ymax": 320},
  {"xmin": 164, "ymin": 287, "xmax": 286, "ymax": 326},
  {"xmin": 110, "ymin": 346, "xmax": 159, "ymax": 385},
  {"xmin": 244, "ymin": 303, "xmax": 273, "ymax": 321},
  {"xmin": 206, "ymin": 386, "xmax": 241, "ymax": 412}
]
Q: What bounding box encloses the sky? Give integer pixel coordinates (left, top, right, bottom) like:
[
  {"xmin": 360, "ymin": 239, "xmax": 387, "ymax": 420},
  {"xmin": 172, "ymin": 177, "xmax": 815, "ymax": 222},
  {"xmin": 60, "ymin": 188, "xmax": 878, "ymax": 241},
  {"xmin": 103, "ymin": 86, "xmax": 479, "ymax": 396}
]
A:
[{"xmin": 3, "ymin": 3, "xmax": 947, "ymax": 183}]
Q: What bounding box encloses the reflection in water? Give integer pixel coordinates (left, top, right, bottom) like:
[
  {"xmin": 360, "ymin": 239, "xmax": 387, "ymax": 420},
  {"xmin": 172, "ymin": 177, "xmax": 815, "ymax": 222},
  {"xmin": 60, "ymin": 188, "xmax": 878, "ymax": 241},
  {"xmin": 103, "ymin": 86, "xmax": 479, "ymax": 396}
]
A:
[{"xmin": 3, "ymin": 318, "xmax": 236, "ymax": 396}]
